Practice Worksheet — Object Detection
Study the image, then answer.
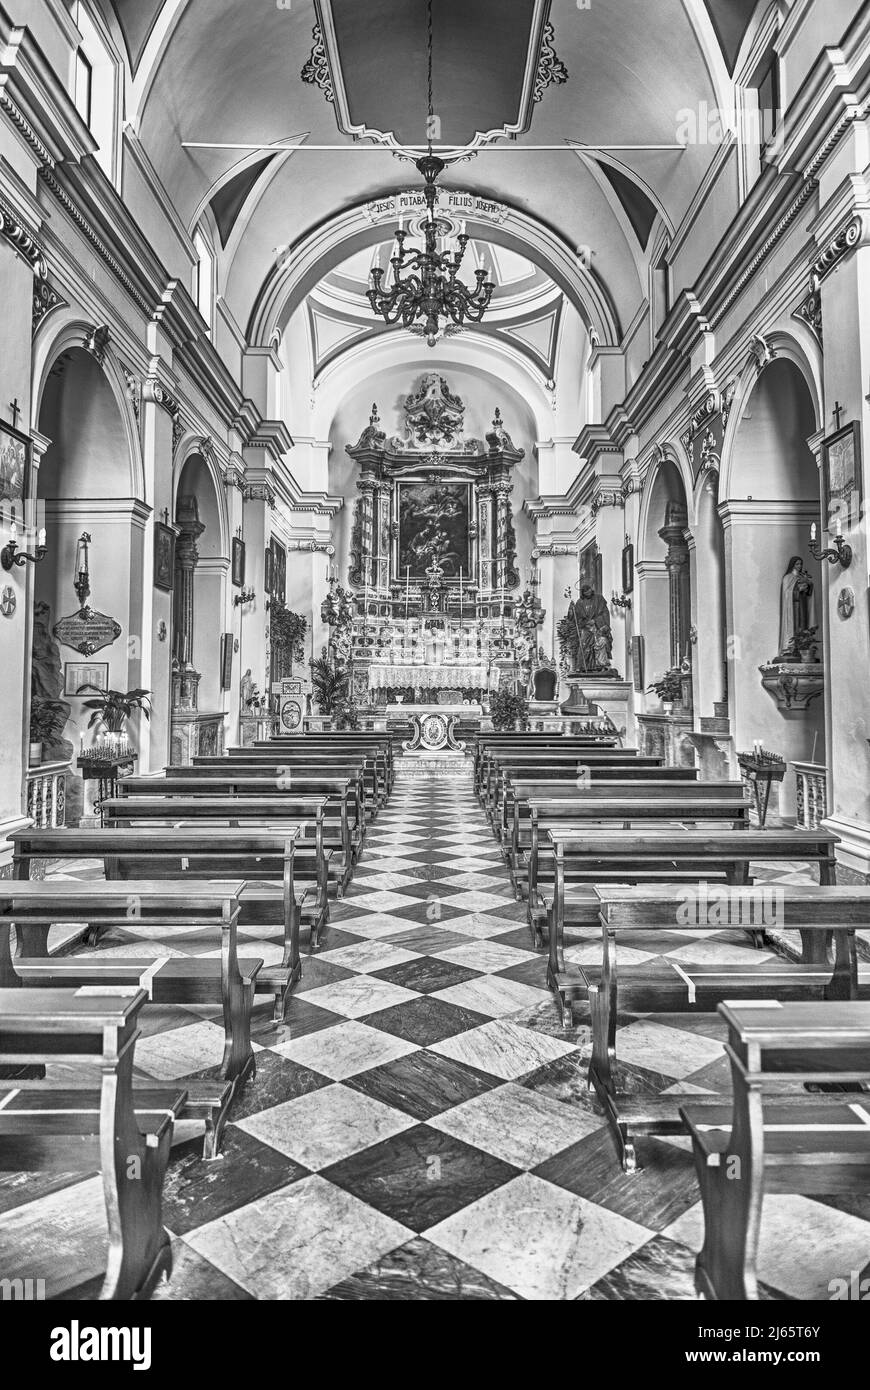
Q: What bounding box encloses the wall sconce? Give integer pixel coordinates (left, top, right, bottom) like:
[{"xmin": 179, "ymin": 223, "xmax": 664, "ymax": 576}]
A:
[
  {"xmin": 809, "ymin": 521, "xmax": 852, "ymax": 568},
  {"xmin": 234, "ymin": 586, "xmax": 256, "ymax": 608},
  {"xmin": 611, "ymin": 590, "xmax": 632, "ymax": 612},
  {"xmin": 1, "ymin": 521, "xmax": 47, "ymax": 572}
]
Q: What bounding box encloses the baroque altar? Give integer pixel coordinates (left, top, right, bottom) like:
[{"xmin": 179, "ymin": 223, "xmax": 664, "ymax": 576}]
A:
[{"xmin": 341, "ymin": 375, "xmax": 542, "ymax": 709}]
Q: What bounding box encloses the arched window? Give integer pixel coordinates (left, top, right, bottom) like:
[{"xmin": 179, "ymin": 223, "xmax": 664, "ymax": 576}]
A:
[{"xmin": 193, "ymin": 227, "xmax": 215, "ymax": 332}]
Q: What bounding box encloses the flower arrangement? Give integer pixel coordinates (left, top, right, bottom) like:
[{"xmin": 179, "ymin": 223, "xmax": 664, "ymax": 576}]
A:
[
  {"xmin": 489, "ymin": 687, "xmax": 530, "ymax": 731},
  {"xmin": 647, "ymin": 668, "xmax": 683, "ymax": 704}
]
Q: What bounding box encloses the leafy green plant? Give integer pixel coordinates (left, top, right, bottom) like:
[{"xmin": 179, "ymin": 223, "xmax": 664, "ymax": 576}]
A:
[
  {"xmin": 270, "ymin": 602, "xmax": 308, "ymax": 676},
  {"xmin": 489, "ymin": 687, "xmax": 530, "ymax": 731},
  {"xmin": 77, "ymin": 686, "xmax": 151, "ymax": 734},
  {"xmin": 792, "ymin": 626, "xmax": 819, "ymax": 658},
  {"xmin": 309, "ymin": 655, "xmax": 350, "ymax": 715},
  {"xmin": 647, "ymin": 668, "xmax": 683, "ymax": 703},
  {"xmin": 29, "ymin": 699, "xmax": 70, "ymax": 747}
]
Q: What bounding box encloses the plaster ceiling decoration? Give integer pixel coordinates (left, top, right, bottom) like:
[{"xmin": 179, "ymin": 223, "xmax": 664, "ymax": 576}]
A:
[
  {"xmin": 104, "ymin": 0, "xmax": 168, "ymax": 75},
  {"xmin": 501, "ymin": 301, "xmax": 563, "ymax": 378},
  {"xmin": 306, "ymin": 301, "xmax": 387, "ymax": 376},
  {"xmin": 594, "ymin": 160, "xmax": 658, "ymax": 250},
  {"xmin": 210, "ymin": 154, "xmax": 279, "ymax": 248},
  {"xmin": 300, "ymin": 0, "xmax": 567, "ymax": 156},
  {"xmin": 701, "ymin": 0, "xmax": 758, "ymax": 74}
]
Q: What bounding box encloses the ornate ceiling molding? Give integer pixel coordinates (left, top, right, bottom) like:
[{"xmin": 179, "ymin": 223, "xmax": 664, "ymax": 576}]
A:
[
  {"xmin": 300, "ymin": 0, "xmax": 566, "ymax": 161},
  {"xmin": 792, "ymin": 289, "xmax": 822, "ymax": 345},
  {"xmin": 810, "ymin": 214, "xmax": 864, "ymax": 290}
]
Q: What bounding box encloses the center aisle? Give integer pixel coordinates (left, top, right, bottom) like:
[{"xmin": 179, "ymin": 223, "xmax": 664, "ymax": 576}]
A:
[{"xmin": 156, "ymin": 769, "xmax": 733, "ymax": 1298}]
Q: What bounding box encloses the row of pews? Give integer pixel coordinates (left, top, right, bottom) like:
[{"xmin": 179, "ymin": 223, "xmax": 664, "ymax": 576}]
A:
[
  {"xmin": 473, "ymin": 731, "xmax": 870, "ymax": 1301},
  {"xmin": 0, "ymin": 731, "xmax": 396, "ymax": 1299}
]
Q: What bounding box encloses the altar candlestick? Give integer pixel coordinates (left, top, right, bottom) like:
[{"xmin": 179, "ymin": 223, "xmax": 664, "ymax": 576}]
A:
[
  {"xmin": 836, "ymin": 517, "xmax": 842, "ymax": 536},
  {"xmin": 810, "ymin": 522, "xmax": 817, "ymax": 542}
]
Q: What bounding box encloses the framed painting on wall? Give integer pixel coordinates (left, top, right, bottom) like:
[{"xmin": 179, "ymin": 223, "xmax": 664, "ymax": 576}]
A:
[
  {"xmin": 622, "ymin": 540, "xmax": 634, "ymax": 595},
  {"xmin": 397, "ymin": 481, "xmax": 471, "ymax": 579},
  {"xmin": 822, "ymin": 420, "xmax": 862, "ymax": 531},
  {"xmin": 231, "ymin": 537, "xmax": 246, "ymax": 589},
  {"xmin": 0, "ymin": 419, "xmax": 30, "ymax": 527},
  {"xmin": 153, "ymin": 522, "xmax": 175, "ymax": 592},
  {"xmin": 630, "ymin": 635, "xmax": 645, "ymax": 693},
  {"xmin": 264, "ymin": 544, "xmax": 274, "ymax": 595},
  {"xmin": 579, "ymin": 541, "xmax": 603, "ymax": 595}
]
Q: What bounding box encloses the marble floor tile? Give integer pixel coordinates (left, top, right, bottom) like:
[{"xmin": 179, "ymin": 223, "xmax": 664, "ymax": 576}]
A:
[
  {"xmin": 0, "ymin": 1176, "xmax": 109, "ymax": 1298},
  {"xmin": 441, "ymin": 889, "xmax": 516, "ymax": 912},
  {"xmin": 237, "ymin": 1083, "xmax": 415, "ymax": 1170},
  {"xmin": 223, "ymin": 1051, "xmax": 332, "ymax": 1119},
  {"xmin": 431, "ymin": 1019, "xmax": 579, "ymax": 1080},
  {"xmin": 185, "ymin": 1175, "xmax": 411, "ymax": 1300},
  {"xmin": 326, "ymin": 913, "xmax": 412, "ymax": 939},
  {"xmin": 346, "ymin": 1048, "xmax": 499, "ymax": 1120},
  {"xmin": 432, "ymin": 940, "xmax": 538, "ymax": 974},
  {"xmin": 663, "ymin": 1193, "xmax": 870, "ymax": 1301},
  {"xmin": 536, "ymin": 1130, "xmax": 700, "ymax": 1232},
  {"xmin": 135, "ymin": 1020, "xmax": 246, "ymax": 1080},
  {"xmin": 344, "ymin": 889, "xmax": 424, "ymax": 913},
  {"xmin": 323, "ymin": 1123, "xmax": 519, "ymax": 1232},
  {"xmin": 272, "ymin": 1019, "xmax": 419, "ymax": 1080},
  {"xmin": 445, "ymin": 912, "xmax": 528, "ymax": 939},
  {"xmin": 316, "ymin": 1235, "xmax": 519, "ymax": 1300},
  {"xmin": 429, "ymin": 1173, "xmax": 650, "ymax": 1301},
  {"xmin": 320, "ymin": 939, "xmax": 421, "ymax": 974},
  {"xmin": 151, "ymin": 1241, "xmax": 256, "ymax": 1301},
  {"xmin": 294, "ymin": 957, "xmax": 356, "ymax": 994},
  {"xmin": 301, "ymin": 975, "xmax": 420, "ymax": 1019},
  {"xmin": 432, "ymin": 974, "xmax": 548, "ymax": 1019},
  {"xmin": 372, "ymin": 956, "xmax": 483, "ymax": 995},
  {"xmin": 162, "ymin": 1125, "xmax": 307, "ymax": 1235},
  {"xmin": 362, "ymin": 996, "xmax": 491, "ymax": 1046},
  {"xmin": 431, "ymin": 1082, "xmax": 599, "ymax": 1168},
  {"xmin": 610, "ymin": 1019, "xmax": 724, "ymax": 1080}
]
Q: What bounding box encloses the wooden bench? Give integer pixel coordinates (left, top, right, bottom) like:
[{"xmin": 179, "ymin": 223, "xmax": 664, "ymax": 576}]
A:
[
  {"xmin": 584, "ymin": 883, "xmax": 866, "ymax": 1171},
  {"xmin": 0, "ymin": 880, "xmax": 257, "ymax": 1158},
  {"xmin": 247, "ymin": 734, "xmax": 396, "ymax": 798},
  {"xmin": 522, "ymin": 784, "xmax": 751, "ymax": 920},
  {"xmin": 175, "ymin": 759, "xmax": 379, "ymax": 819},
  {"xmin": 477, "ymin": 747, "xmax": 658, "ymax": 805},
  {"xmin": 500, "ymin": 767, "xmax": 698, "ymax": 852},
  {"xmin": 481, "ymin": 754, "xmax": 677, "ymax": 825},
  {"xmin": 681, "ymin": 1001, "xmax": 870, "ymax": 1300},
  {"xmin": 544, "ymin": 827, "xmax": 841, "ymax": 1000},
  {"xmin": 101, "ymin": 790, "xmax": 354, "ymax": 902},
  {"xmin": 8, "ymin": 820, "xmax": 328, "ymax": 996},
  {"xmin": 0, "ymin": 987, "xmax": 185, "ymax": 1298}
]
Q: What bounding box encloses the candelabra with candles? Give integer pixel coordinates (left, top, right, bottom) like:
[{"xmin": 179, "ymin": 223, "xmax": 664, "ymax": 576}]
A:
[
  {"xmin": 2, "ymin": 519, "xmax": 47, "ymax": 572},
  {"xmin": 809, "ymin": 519, "xmax": 852, "ymax": 567}
]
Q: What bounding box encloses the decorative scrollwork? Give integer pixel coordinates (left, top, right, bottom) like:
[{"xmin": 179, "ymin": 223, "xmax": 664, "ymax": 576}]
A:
[
  {"xmin": 301, "ymin": 23, "xmax": 335, "ymax": 104},
  {"xmin": 533, "ymin": 22, "xmax": 568, "ymax": 103}
]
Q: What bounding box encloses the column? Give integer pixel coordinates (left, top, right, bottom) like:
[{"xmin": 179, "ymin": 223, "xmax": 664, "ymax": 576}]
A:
[
  {"xmin": 477, "ymin": 485, "xmax": 493, "ymax": 591},
  {"xmin": 659, "ymin": 503, "xmax": 690, "ymax": 669},
  {"xmin": 172, "ymin": 496, "xmax": 205, "ymax": 710}
]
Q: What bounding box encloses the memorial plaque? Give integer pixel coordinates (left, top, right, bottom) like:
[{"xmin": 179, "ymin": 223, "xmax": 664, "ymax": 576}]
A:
[{"xmin": 54, "ymin": 605, "xmax": 122, "ymax": 657}]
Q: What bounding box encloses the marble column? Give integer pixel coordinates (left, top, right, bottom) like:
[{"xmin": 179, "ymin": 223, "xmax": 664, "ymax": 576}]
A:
[
  {"xmin": 659, "ymin": 503, "xmax": 690, "ymax": 669},
  {"xmin": 173, "ymin": 496, "xmax": 205, "ymax": 711}
]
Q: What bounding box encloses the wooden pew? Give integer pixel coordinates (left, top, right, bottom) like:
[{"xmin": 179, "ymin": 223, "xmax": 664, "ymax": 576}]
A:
[
  {"xmin": 481, "ymin": 752, "xmax": 673, "ymax": 824},
  {"xmin": 522, "ymin": 784, "xmax": 751, "ymax": 920},
  {"xmin": 544, "ymin": 827, "xmax": 841, "ymax": 1010},
  {"xmin": 477, "ymin": 746, "xmax": 658, "ymax": 804},
  {"xmin": 249, "ymin": 734, "xmax": 396, "ymax": 798},
  {"xmin": 0, "ymin": 880, "xmax": 256, "ymax": 1158},
  {"xmin": 585, "ymin": 883, "xmax": 867, "ymax": 1171},
  {"xmin": 9, "ymin": 819, "xmax": 329, "ymax": 991},
  {"xmin": 103, "ymin": 789, "xmax": 356, "ymax": 897},
  {"xmin": 681, "ymin": 1001, "xmax": 870, "ymax": 1300},
  {"xmin": 0, "ymin": 987, "xmax": 185, "ymax": 1299},
  {"xmin": 175, "ymin": 758, "xmax": 380, "ymax": 819},
  {"xmin": 499, "ymin": 766, "xmax": 698, "ymax": 850}
]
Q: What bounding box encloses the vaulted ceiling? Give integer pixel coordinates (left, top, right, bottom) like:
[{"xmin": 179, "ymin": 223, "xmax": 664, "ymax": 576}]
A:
[{"xmin": 95, "ymin": 0, "xmax": 759, "ymax": 347}]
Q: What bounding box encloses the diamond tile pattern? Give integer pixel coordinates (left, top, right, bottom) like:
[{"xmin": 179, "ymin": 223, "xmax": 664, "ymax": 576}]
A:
[{"xmin": 5, "ymin": 766, "xmax": 863, "ymax": 1302}]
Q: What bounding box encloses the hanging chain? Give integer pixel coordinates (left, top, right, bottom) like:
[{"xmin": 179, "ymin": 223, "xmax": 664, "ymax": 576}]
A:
[{"xmin": 427, "ymin": 0, "xmax": 434, "ymax": 150}]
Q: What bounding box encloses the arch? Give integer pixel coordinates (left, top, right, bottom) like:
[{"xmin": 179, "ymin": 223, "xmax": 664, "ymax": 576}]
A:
[
  {"xmin": 636, "ymin": 445, "xmax": 693, "ymax": 558},
  {"xmin": 172, "ymin": 445, "xmax": 229, "ymax": 717},
  {"xmin": 31, "ymin": 317, "xmax": 145, "ymax": 503},
  {"xmin": 172, "ymin": 436, "xmax": 230, "ymax": 560},
  {"xmin": 248, "ymin": 197, "xmax": 621, "ymax": 352}
]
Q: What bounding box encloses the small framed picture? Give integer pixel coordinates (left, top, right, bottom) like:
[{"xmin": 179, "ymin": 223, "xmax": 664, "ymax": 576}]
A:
[
  {"xmin": 0, "ymin": 419, "xmax": 30, "ymax": 528},
  {"xmin": 220, "ymin": 632, "xmax": 233, "ymax": 691},
  {"xmin": 630, "ymin": 635, "xmax": 645, "ymax": 694},
  {"xmin": 823, "ymin": 420, "xmax": 862, "ymax": 531},
  {"xmin": 231, "ymin": 537, "xmax": 246, "ymax": 588},
  {"xmin": 65, "ymin": 661, "xmax": 109, "ymax": 696},
  {"xmin": 622, "ymin": 541, "xmax": 634, "ymax": 596},
  {"xmin": 264, "ymin": 544, "xmax": 274, "ymax": 595},
  {"xmin": 154, "ymin": 522, "xmax": 175, "ymax": 592}
]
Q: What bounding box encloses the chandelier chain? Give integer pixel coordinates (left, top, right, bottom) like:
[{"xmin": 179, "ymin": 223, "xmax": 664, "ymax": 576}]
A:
[{"xmin": 427, "ymin": 0, "xmax": 434, "ymax": 151}]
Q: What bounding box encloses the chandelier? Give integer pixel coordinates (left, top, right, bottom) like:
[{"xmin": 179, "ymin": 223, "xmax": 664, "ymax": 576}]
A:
[{"xmin": 367, "ymin": 0, "xmax": 495, "ymax": 348}]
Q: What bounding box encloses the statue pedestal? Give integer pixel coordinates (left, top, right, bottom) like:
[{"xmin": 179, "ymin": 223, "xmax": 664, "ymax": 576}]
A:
[{"xmin": 561, "ymin": 676, "xmax": 631, "ymax": 740}]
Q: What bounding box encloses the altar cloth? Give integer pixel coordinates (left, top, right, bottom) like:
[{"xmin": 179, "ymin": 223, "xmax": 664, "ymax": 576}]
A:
[{"xmin": 368, "ymin": 663, "xmax": 491, "ymax": 690}]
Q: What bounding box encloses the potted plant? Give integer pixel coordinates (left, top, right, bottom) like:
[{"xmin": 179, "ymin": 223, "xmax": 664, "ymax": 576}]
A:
[
  {"xmin": 310, "ymin": 654, "xmax": 351, "ymax": 716},
  {"xmin": 29, "ymin": 699, "xmax": 70, "ymax": 767},
  {"xmin": 77, "ymin": 686, "xmax": 151, "ymax": 753},
  {"xmin": 647, "ymin": 668, "xmax": 684, "ymax": 713},
  {"xmin": 792, "ymin": 626, "xmax": 819, "ymax": 664},
  {"xmin": 489, "ymin": 687, "xmax": 530, "ymax": 732}
]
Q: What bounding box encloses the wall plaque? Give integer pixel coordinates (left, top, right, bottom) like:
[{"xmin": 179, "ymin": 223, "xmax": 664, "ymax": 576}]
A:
[{"xmin": 53, "ymin": 606, "xmax": 122, "ymax": 657}]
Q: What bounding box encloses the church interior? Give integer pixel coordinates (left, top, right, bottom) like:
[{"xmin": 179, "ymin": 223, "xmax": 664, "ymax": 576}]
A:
[{"xmin": 0, "ymin": 0, "xmax": 869, "ymax": 1311}]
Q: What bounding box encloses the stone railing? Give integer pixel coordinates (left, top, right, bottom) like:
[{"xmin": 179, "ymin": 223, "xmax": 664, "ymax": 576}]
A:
[
  {"xmin": 26, "ymin": 759, "xmax": 69, "ymax": 828},
  {"xmin": 792, "ymin": 760, "xmax": 828, "ymax": 830}
]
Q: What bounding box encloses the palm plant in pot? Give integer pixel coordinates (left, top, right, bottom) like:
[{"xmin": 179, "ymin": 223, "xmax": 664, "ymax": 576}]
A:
[
  {"xmin": 77, "ymin": 686, "xmax": 151, "ymax": 757},
  {"xmin": 29, "ymin": 699, "xmax": 70, "ymax": 767}
]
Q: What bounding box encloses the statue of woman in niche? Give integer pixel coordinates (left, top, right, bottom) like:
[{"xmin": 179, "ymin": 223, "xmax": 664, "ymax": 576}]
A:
[{"xmin": 778, "ymin": 557, "xmax": 815, "ymax": 656}]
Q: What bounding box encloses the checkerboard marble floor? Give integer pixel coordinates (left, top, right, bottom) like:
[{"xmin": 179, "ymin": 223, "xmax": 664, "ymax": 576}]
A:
[{"xmin": 3, "ymin": 771, "xmax": 869, "ymax": 1301}]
